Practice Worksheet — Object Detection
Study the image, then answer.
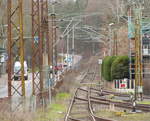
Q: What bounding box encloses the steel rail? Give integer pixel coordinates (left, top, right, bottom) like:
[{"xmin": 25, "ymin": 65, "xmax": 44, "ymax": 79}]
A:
[
  {"xmin": 88, "ymin": 89, "xmax": 114, "ymax": 121},
  {"xmin": 91, "ymin": 88, "xmax": 150, "ymax": 100},
  {"xmin": 90, "ymin": 96, "xmax": 150, "ymax": 112},
  {"xmin": 65, "ymin": 63, "xmax": 115, "ymax": 121}
]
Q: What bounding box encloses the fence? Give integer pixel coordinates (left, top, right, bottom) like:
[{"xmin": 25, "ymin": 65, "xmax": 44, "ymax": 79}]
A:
[{"xmin": 114, "ymin": 79, "xmax": 135, "ymax": 89}]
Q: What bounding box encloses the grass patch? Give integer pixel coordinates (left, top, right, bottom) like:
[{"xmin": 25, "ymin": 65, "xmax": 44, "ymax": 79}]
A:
[
  {"xmin": 138, "ymin": 101, "xmax": 150, "ymax": 105},
  {"xmin": 111, "ymin": 99, "xmax": 123, "ymax": 103},
  {"xmin": 55, "ymin": 92, "xmax": 71, "ymax": 100},
  {"xmin": 50, "ymin": 103, "xmax": 66, "ymax": 112},
  {"xmin": 46, "ymin": 103, "xmax": 66, "ymax": 121},
  {"xmin": 36, "ymin": 103, "xmax": 66, "ymax": 121},
  {"xmin": 96, "ymin": 109, "xmax": 150, "ymax": 121},
  {"xmin": 107, "ymin": 94, "xmax": 115, "ymax": 99},
  {"xmin": 36, "ymin": 92, "xmax": 71, "ymax": 121}
]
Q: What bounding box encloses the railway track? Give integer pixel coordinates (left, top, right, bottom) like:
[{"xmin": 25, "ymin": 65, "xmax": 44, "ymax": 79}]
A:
[
  {"xmin": 91, "ymin": 88, "xmax": 150, "ymax": 100},
  {"xmin": 65, "ymin": 87, "xmax": 114, "ymax": 121},
  {"xmin": 90, "ymin": 96, "xmax": 150, "ymax": 112},
  {"xmin": 65, "ymin": 64, "xmax": 97, "ymax": 121},
  {"xmin": 65, "ymin": 88, "xmax": 93, "ymax": 121},
  {"xmin": 65, "ymin": 58, "xmax": 150, "ymax": 121},
  {"xmin": 65, "ymin": 62, "xmax": 114, "ymax": 121},
  {"xmin": 87, "ymin": 88, "xmax": 150, "ymax": 112}
]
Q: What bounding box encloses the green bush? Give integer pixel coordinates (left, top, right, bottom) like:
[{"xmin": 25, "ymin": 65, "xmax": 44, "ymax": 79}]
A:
[
  {"xmin": 102, "ymin": 56, "xmax": 116, "ymax": 81},
  {"xmin": 111, "ymin": 56, "xmax": 129, "ymax": 80}
]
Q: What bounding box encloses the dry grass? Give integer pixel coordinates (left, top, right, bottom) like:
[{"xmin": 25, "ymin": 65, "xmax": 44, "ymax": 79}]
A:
[
  {"xmin": 0, "ymin": 97, "xmax": 35, "ymax": 121},
  {"xmin": 96, "ymin": 109, "xmax": 150, "ymax": 121},
  {"xmin": 0, "ymin": 57, "xmax": 96, "ymax": 121},
  {"xmin": 0, "ymin": 109, "xmax": 36, "ymax": 121}
]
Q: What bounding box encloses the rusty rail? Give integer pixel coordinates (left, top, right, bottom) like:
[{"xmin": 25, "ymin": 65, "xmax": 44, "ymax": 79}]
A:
[{"xmin": 65, "ymin": 64, "xmax": 114, "ymax": 121}]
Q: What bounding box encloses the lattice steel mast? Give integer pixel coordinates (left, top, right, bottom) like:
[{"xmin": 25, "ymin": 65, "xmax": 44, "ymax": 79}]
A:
[
  {"xmin": 32, "ymin": 0, "xmax": 50, "ymax": 103},
  {"xmin": 134, "ymin": 4, "xmax": 143, "ymax": 100},
  {"xmin": 41, "ymin": 0, "xmax": 50, "ymax": 65},
  {"xmin": 31, "ymin": 0, "xmax": 43, "ymax": 96},
  {"xmin": 7, "ymin": 0, "xmax": 25, "ymax": 97}
]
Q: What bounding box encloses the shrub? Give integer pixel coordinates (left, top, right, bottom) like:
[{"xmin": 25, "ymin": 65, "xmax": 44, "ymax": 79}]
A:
[
  {"xmin": 102, "ymin": 56, "xmax": 116, "ymax": 81},
  {"xmin": 111, "ymin": 56, "xmax": 129, "ymax": 80}
]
